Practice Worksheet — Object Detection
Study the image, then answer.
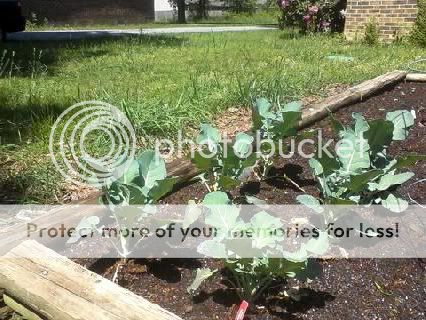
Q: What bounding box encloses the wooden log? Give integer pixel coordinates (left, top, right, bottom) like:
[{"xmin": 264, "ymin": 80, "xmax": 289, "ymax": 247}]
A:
[
  {"xmin": 406, "ymin": 73, "xmax": 426, "ymax": 82},
  {"xmin": 167, "ymin": 157, "xmax": 199, "ymax": 184},
  {"xmin": 299, "ymin": 70, "xmax": 407, "ymax": 128},
  {"xmin": 0, "ymin": 240, "xmax": 183, "ymax": 320}
]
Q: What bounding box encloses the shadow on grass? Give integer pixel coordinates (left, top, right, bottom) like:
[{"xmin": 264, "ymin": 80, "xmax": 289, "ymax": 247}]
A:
[
  {"xmin": 0, "ymin": 161, "xmax": 61, "ymax": 204},
  {"xmin": 0, "ymin": 99, "xmax": 65, "ymax": 144},
  {"xmin": 0, "ymin": 178, "xmax": 25, "ymax": 204},
  {"xmin": 0, "ymin": 33, "xmax": 187, "ymax": 78},
  {"xmin": 0, "ymin": 33, "xmax": 186, "ymax": 136},
  {"xmin": 278, "ymin": 30, "xmax": 305, "ymax": 40}
]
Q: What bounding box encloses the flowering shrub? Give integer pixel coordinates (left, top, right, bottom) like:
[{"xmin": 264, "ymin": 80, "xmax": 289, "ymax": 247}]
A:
[{"xmin": 277, "ymin": 0, "xmax": 346, "ymax": 33}]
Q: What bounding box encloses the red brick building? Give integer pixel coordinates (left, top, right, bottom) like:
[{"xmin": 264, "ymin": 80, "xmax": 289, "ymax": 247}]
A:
[
  {"xmin": 344, "ymin": 0, "xmax": 419, "ymax": 41},
  {"xmin": 23, "ymin": 0, "xmax": 155, "ymax": 24}
]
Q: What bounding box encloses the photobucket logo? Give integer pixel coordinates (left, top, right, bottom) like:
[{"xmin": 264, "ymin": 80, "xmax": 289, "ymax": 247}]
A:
[
  {"xmin": 49, "ymin": 101, "xmax": 137, "ymax": 187},
  {"xmin": 155, "ymin": 129, "xmax": 367, "ymax": 162}
]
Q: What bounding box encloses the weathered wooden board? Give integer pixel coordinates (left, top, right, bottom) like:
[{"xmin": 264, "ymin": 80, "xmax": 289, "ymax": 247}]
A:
[
  {"xmin": 0, "ymin": 240, "xmax": 183, "ymax": 320},
  {"xmin": 406, "ymin": 73, "xmax": 426, "ymax": 82},
  {"xmin": 167, "ymin": 157, "xmax": 200, "ymax": 184},
  {"xmin": 299, "ymin": 70, "xmax": 407, "ymax": 128}
]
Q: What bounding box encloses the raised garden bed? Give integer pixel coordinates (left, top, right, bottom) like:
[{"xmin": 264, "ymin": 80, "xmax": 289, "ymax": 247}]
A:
[
  {"xmin": 81, "ymin": 81, "xmax": 425, "ymax": 320},
  {"xmin": 1, "ymin": 75, "xmax": 425, "ymax": 320}
]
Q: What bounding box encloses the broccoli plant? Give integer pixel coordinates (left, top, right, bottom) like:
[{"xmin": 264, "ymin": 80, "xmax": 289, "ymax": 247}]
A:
[
  {"xmin": 251, "ymin": 98, "xmax": 302, "ymax": 178},
  {"xmin": 297, "ymin": 110, "xmax": 426, "ymax": 219},
  {"xmin": 104, "ymin": 150, "xmax": 178, "ymax": 259},
  {"xmin": 102, "ymin": 150, "xmax": 178, "ymax": 206},
  {"xmin": 191, "ymin": 124, "xmax": 257, "ymax": 192},
  {"xmin": 69, "ymin": 150, "xmax": 178, "ymax": 262},
  {"xmin": 187, "ymin": 191, "xmax": 328, "ymax": 303},
  {"xmin": 191, "ymin": 98, "xmax": 302, "ymax": 193}
]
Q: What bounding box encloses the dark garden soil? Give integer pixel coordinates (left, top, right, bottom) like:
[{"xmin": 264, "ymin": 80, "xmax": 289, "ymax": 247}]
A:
[{"xmin": 83, "ymin": 82, "xmax": 426, "ymax": 320}]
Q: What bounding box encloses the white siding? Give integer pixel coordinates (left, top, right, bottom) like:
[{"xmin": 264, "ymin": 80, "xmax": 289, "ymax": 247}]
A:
[{"xmin": 155, "ymin": 0, "xmax": 173, "ymax": 12}]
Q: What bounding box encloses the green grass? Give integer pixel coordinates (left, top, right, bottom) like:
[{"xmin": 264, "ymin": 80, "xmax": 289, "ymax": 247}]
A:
[{"xmin": 0, "ymin": 30, "xmax": 423, "ymax": 203}]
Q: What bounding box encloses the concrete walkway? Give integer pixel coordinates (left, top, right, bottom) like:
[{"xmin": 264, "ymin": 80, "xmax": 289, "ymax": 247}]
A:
[{"xmin": 8, "ymin": 26, "xmax": 277, "ymax": 41}]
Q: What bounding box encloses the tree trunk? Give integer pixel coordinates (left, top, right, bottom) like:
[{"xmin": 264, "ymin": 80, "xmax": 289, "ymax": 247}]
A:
[
  {"xmin": 198, "ymin": 0, "xmax": 208, "ymax": 19},
  {"xmin": 177, "ymin": 0, "xmax": 186, "ymax": 24}
]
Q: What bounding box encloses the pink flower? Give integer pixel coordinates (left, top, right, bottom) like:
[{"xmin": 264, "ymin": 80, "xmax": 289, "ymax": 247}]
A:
[
  {"xmin": 278, "ymin": 0, "xmax": 290, "ymax": 8},
  {"xmin": 308, "ymin": 5, "xmax": 319, "ymax": 14},
  {"xmin": 319, "ymin": 20, "xmax": 331, "ymax": 31},
  {"xmin": 303, "ymin": 15, "xmax": 311, "ymax": 23}
]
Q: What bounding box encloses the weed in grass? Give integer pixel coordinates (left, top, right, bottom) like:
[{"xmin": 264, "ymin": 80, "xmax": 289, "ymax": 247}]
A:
[{"xmin": 364, "ymin": 18, "xmax": 380, "ymax": 46}]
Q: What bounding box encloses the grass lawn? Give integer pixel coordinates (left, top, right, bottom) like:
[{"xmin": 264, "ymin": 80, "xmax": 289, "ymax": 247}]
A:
[{"xmin": 0, "ymin": 29, "xmax": 423, "ymax": 203}]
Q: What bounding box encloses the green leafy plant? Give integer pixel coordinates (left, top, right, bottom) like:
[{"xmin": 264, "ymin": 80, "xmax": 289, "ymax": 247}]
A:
[
  {"xmin": 25, "ymin": 12, "xmax": 48, "ymax": 31},
  {"xmin": 103, "ymin": 150, "xmax": 178, "ymax": 258},
  {"xmin": 70, "ymin": 150, "xmax": 178, "ymax": 259},
  {"xmin": 251, "ymin": 98, "xmax": 302, "ymax": 177},
  {"xmin": 297, "ymin": 110, "xmax": 425, "ymax": 218},
  {"xmin": 411, "ymin": 0, "xmax": 426, "ymax": 47},
  {"xmin": 102, "ymin": 150, "xmax": 178, "ymax": 206},
  {"xmin": 364, "ymin": 18, "xmax": 380, "ymax": 45},
  {"xmin": 191, "ymin": 98, "xmax": 302, "ymax": 193},
  {"xmin": 188, "ymin": 191, "xmax": 328, "ymax": 302},
  {"xmin": 191, "ymin": 124, "xmax": 257, "ymax": 192}
]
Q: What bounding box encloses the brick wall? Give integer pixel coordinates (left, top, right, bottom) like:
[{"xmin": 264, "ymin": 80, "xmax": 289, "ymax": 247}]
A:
[
  {"xmin": 344, "ymin": 0, "xmax": 418, "ymax": 41},
  {"xmin": 23, "ymin": 0, "xmax": 155, "ymax": 24}
]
